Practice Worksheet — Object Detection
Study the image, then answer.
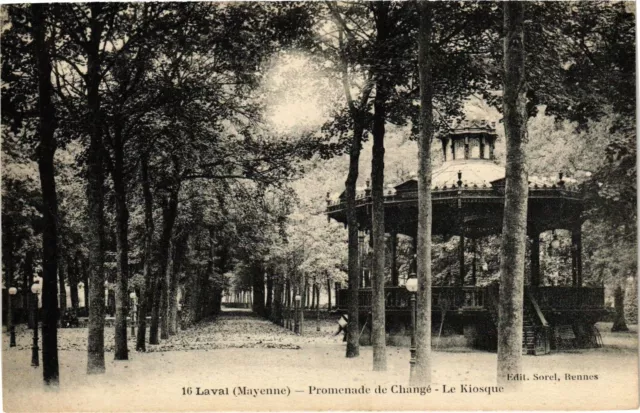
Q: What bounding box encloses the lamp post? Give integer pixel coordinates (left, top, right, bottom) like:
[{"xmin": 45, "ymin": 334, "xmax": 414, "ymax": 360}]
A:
[
  {"xmin": 129, "ymin": 292, "xmax": 137, "ymax": 336},
  {"xmin": 294, "ymin": 294, "xmax": 301, "ymax": 334},
  {"xmin": 30, "ymin": 282, "xmax": 41, "ymax": 367},
  {"xmin": 405, "ymin": 273, "xmax": 418, "ymax": 384},
  {"xmin": 8, "ymin": 287, "xmax": 17, "ymax": 347}
]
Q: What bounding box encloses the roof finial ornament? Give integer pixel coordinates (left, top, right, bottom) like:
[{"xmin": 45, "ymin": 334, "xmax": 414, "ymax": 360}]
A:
[{"xmin": 457, "ymin": 171, "xmax": 463, "ymax": 188}]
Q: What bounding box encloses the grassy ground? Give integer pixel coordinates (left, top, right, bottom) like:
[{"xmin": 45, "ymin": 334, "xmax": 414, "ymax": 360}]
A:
[{"xmin": 3, "ymin": 309, "xmax": 638, "ymax": 412}]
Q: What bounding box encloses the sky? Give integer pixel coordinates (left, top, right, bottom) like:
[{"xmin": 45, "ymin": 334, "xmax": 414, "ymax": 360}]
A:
[{"xmin": 261, "ymin": 52, "xmax": 337, "ymax": 135}]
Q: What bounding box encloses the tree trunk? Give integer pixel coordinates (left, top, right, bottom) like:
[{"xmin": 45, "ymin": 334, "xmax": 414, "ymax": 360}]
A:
[
  {"xmin": 289, "ymin": 281, "xmax": 294, "ymax": 329},
  {"xmin": 497, "ymin": 1, "xmax": 529, "ymax": 388},
  {"xmin": 160, "ymin": 278, "xmax": 168, "ymax": 340},
  {"xmin": 471, "ymin": 238, "xmax": 478, "ymax": 286},
  {"xmin": 612, "ymin": 283, "xmax": 629, "ymax": 332},
  {"xmin": 273, "ymin": 278, "xmax": 282, "ymax": 324},
  {"xmin": 458, "ymin": 235, "xmax": 465, "ymax": 286},
  {"xmin": 278, "ymin": 279, "xmax": 285, "ymax": 323},
  {"xmin": 624, "ymin": 276, "xmax": 637, "ymax": 325},
  {"xmin": 58, "ymin": 257, "xmax": 67, "ymax": 317},
  {"xmin": 167, "ymin": 238, "xmax": 178, "ymax": 336},
  {"xmin": 300, "ymin": 277, "xmax": 306, "ymax": 334},
  {"xmin": 184, "ymin": 269, "xmax": 200, "ymax": 327},
  {"xmin": 252, "ymin": 264, "xmax": 265, "ymax": 316},
  {"xmin": 415, "ymin": 0, "xmax": 434, "ymax": 386},
  {"xmin": 212, "ymin": 243, "xmax": 228, "ymax": 317},
  {"xmin": 285, "ymin": 280, "xmax": 291, "ymax": 329},
  {"xmin": 82, "ymin": 259, "xmax": 89, "ymax": 310},
  {"xmin": 31, "ymin": 3, "xmax": 60, "ymax": 385},
  {"xmin": 199, "ymin": 228, "xmax": 215, "ymax": 320},
  {"xmin": 316, "ymin": 284, "xmax": 321, "ymax": 331},
  {"xmin": 338, "ymin": 25, "xmax": 374, "ymax": 358},
  {"xmin": 22, "ymin": 250, "xmax": 31, "ymax": 313},
  {"xmin": 266, "ymin": 271, "xmax": 273, "ymax": 318},
  {"xmin": 5, "ymin": 241, "xmax": 15, "ymax": 342},
  {"xmin": 23, "ymin": 250, "xmax": 35, "ymax": 327},
  {"xmin": 212, "ymin": 289, "xmax": 222, "ymax": 315},
  {"xmin": 170, "ymin": 232, "xmax": 188, "ymax": 333},
  {"xmin": 150, "ymin": 270, "xmax": 162, "ymax": 344},
  {"xmin": 311, "ymin": 284, "xmax": 316, "ymax": 309},
  {"xmin": 181, "ymin": 275, "xmax": 193, "ymax": 329},
  {"xmin": 390, "ymin": 231, "xmax": 399, "ymax": 286},
  {"xmin": 326, "ymin": 275, "xmax": 332, "ymax": 311},
  {"xmin": 370, "ymin": 3, "xmax": 391, "ymax": 372},
  {"xmin": 113, "ymin": 125, "xmax": 129, "ymax": 360},
  {"xmin": 288, "ymin": 281, "xmax": 293, "ymax": 328},
  {"xmin": 69, "ymin": 252, "xmax": 80, "ymax": 310},
  {"xmin": 153, "ymin": 174, "xmax": 180, "ymax": 342},
  {"xmin": 138, "ymin": 153, "xmax": 154, "ymax": 350},
  {"xmin": 314, "ymin": 284, "xmax": 318, "ymax": 309},
  {"xmin": 84, "ymin": 3, "xmax": 108, "ymax": 375},
  {"xmin": 108, "ymin": 288, "xmax": 116, "ymax": 317}
]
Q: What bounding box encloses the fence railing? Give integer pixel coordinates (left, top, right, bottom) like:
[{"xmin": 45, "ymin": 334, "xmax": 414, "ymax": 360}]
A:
[
  {"xmin": 532, "ymin": 287, "xmax": 604, "ymax": 310},
  {"xmin": 336, "ymin": 285, "xmax": 604, "ymax": 312},
  {"xmin": 337, "ymin": 286, "xmax": 487, "ymax": 311}
]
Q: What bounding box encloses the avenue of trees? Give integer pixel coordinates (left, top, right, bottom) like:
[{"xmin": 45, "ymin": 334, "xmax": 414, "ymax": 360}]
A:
[
  {"xmin": 1, "ymin": 1, "xmax": 635, "ymax": 389},
  {"xmin": 3, "ymin": 2, "xmax": 332, "ymax": 385}
]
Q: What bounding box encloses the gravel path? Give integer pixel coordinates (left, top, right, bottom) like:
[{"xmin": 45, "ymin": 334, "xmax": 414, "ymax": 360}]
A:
[
  {"xmin": 3, "ymin": 313, "xmax": 638, "ymax": 412},
  {"xmin": 7, "ymin": 307, "xmax": 343, "ymax": 353}
]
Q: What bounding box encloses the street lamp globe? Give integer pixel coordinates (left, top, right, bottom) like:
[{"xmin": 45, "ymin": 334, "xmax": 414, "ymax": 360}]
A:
[
  {"xmin": 129, "ymin": 292, "xmax": 136, "ymax": 299},
  {"xmin": 550, "ymin": 233, "xmax": 561, "ymax": 250},
  {"xmin": 31, "ymin": 283, "xmax": 41, "ymax": 294},
  {"xmin": 8, "ymin": 287, "xmax": 17, "ymax": 295},
  {"xmin": 405, "ymin": 274, "xmax": 418, "ymax": 293}
]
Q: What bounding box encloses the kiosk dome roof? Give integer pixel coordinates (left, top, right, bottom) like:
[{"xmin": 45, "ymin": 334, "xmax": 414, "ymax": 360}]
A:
[{"xmin": 432, "ymin": 159, "xmax": 504, "ymax": 188}]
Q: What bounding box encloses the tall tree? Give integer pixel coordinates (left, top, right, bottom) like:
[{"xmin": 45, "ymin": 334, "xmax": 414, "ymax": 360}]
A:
[
  {"xmin": 497, "ymin": 1, "xmax": 528, "ymax": 387},
  {"xmin": 337, "ymin": 26, "xmax": 374, "ymax": 359},
  {"xmin": 136, "ymin": 152, "xmax": 154, "ymax": 351},
  {"xmin": 369, "ymin": 1, "xmax": 392, "ymax": 372},
  {"xmin": 157, "ymin": 168, "xmax": 180, "ymax": 341},
  {"xmin": 320, "ymin": 2, "xmax": 378, "ymax": 357},
  {"xmin": 414, "ymin": 0, "xmax": 434, "ymax": 385},
  {"xmin": 83, "ymin": 3, "xmax": 109, "ymax": 373},
  {"xmin": 31, "ymin": 3, "xmax": 60, "ymax": 386}
]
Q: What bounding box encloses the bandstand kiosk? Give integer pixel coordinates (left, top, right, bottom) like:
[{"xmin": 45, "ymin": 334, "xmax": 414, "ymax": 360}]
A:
[{"xmin": 327, "ymin": 120, "xmax": 605, "ymax": 354}]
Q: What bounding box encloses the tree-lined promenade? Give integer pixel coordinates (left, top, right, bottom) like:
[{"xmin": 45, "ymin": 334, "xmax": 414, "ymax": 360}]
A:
[{"xmin": 1, "ymin": 0, "xmax": 636, "ymax": 395}]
